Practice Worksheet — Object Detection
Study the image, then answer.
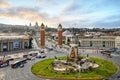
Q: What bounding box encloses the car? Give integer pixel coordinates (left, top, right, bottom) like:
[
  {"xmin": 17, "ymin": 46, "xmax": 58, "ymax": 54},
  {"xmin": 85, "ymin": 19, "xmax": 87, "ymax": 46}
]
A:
[
  {"xmin": 20, "ymin": 64, "xmax": 24, "ymax": 68},
  {"xmin": 41, "ymin": 51, "xmax": 44, "ymax": 53},
  {"xmin": 117, "ymin": 74, "xmax": 120, "ymax": 79},
  {"xmin": 36, "ymin": 55, "xmax": 41, "ymax": 58},
  {"xmin": 26, "ymin": 56, "xmax": 32, "ymax": 60},
  {"xmin": 40, "ymin": 54, "xmax": 46, "ymax": 58},
  {"xmin": 36, "ymin": 54, "xmax": 46, "ymax": 58},
  {"xmin": 31, "ymin": 57, "xmax": 35, "ymax": 60},
  {"xmin": 49, "ymin": 47, "xmax": 53, "ymax": 50},
  {"xmin": 8, "ymin": 58, "xmax": 14, "ymax": 61},
  {"xmin": 23, "ymin": 55, "xmax": 28, "ymax": 58}
]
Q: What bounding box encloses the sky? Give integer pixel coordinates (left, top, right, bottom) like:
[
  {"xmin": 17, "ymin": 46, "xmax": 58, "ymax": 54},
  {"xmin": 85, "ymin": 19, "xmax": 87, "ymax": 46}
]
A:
[{"xmin": 0, "ymin": 0, "xmax": 120, "ymax": 28}]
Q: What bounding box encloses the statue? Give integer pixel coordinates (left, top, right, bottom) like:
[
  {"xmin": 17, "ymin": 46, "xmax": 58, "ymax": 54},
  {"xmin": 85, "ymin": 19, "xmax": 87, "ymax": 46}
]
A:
[
  {"xmin": 68, "ymin": 46, "xmax": 78, "ymax": 63},
  {"xmin": 70, "ymin": 47, "xmax": 76, "ymax": 58}
]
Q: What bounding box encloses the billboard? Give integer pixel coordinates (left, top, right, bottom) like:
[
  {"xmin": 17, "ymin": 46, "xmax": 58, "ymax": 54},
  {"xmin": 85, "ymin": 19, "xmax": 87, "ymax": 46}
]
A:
[
  {"xmin": 3, "ymin": 45, "xmax": 7, "ymax": 49},
  {"xmin": 13, "ymin": 41, "xmax": 19, "ymax": 49}
]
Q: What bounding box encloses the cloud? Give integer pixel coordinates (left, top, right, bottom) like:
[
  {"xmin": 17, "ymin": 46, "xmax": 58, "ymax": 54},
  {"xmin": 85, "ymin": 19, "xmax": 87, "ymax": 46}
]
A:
[
  {"xmin": 0, "ymin": 0, "xmax": 11, "ymax": 9},
  {"xmin": 58, "ymin": 0, "xmax": 120, "ymax": 28},
  {"xmin": 36, "ymin": 0, "xmax": 59, "ymax": 5},
  {"xmin": 0, "ymin": 7, "xmax": 42, "ymax": 21},
  {"xmin": 0, "ymin": 6, "xmax": 57, "ymax": 26},
  {"xmin": 0, "ymin": 0, "xmax": 120, "ymax": 28}
]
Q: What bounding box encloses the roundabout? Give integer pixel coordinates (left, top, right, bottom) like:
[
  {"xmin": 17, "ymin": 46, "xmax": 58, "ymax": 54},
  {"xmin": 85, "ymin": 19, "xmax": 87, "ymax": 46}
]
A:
[{"xmin": 31, "ymin": 56, "xmax": 118, "ymax": 80}]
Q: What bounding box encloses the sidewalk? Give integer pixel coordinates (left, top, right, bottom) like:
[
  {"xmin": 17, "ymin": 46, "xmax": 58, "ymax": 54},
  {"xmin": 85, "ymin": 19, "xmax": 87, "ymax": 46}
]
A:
[{"xmin": 0, "ymin": 49, "xmax": 34, "ymax": 56}]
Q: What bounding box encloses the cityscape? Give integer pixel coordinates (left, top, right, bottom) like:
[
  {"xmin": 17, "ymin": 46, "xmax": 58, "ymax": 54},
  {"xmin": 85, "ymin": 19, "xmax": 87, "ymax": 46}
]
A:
[{"xmin": 0, "ymin": 0, "xmax": 120, "ymax": 80}]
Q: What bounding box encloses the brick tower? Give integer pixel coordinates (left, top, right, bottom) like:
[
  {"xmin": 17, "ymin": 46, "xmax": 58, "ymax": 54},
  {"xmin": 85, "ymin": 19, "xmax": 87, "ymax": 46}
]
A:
[
  {"xmin": 58, "ymin": 24, "xmax": 62, "ymax": 47},
  {"xmin": 40, "ymin": 23, "xmax": 45, "ymax": 48}
]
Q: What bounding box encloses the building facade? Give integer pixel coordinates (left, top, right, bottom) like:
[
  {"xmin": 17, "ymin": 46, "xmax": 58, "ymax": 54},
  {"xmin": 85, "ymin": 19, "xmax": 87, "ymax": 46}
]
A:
[
  {"xmin": 0, "ymin": 35, "xmax": 30, "ymax": 52},
  {"xmin": 80, "ymin": 36, "xmax": 120, "ymax": 49}
]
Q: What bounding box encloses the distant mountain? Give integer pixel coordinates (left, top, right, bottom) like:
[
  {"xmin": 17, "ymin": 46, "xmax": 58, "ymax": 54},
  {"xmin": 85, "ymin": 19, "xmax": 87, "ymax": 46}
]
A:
[
  {"xmin": 0, "ymin": 23, "xmax": 29, "ymax": 33},
  {"xmin": 0, "ymin": 23, "xmax": 28, "ymax": 28}
]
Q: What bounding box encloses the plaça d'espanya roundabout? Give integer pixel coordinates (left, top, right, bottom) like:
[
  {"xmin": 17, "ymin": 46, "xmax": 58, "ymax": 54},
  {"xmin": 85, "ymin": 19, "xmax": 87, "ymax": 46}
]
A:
[{"xmin": 31, "ymin": 45, "xmax": 118, "ymax": 80}]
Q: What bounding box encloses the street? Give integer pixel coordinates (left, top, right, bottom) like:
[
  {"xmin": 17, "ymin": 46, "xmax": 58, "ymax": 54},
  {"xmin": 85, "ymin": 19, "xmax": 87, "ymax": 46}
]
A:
[{"xmin": 0, "ymin": 39, "xmax": 120, "ymax": 80}]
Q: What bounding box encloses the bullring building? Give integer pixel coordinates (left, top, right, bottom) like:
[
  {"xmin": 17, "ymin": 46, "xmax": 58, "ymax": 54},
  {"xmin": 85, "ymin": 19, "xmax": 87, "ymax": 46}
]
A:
[{"xmin": 0, "ymin": 35, "xmax": 30, "ymax": 52}]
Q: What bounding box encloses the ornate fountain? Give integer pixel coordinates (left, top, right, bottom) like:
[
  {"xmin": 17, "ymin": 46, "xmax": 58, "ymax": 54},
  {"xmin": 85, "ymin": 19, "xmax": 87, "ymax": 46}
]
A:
[{"xmin": 52, "ymin": 31, "xmax": 99, "ymax": 72}]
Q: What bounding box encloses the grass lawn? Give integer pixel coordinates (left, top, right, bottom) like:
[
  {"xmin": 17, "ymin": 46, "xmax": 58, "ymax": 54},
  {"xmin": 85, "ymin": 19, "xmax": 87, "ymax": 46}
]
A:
[{"xmin": 31, "ymin": 56, "xmax": 118, "ymax": 79}]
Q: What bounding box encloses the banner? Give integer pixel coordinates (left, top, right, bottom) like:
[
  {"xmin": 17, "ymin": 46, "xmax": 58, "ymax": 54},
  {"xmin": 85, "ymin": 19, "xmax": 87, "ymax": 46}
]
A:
[{"xmin": 13, "ymin": 41, "xmax": 19, "ymax": 48}]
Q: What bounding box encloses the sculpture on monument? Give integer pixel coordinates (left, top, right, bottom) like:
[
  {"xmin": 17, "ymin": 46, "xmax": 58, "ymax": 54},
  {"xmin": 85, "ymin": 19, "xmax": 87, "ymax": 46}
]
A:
[
  {"xmin": 52, "ymin": 27, "xmax": 99, "ymax": 72},
  {"xmin": 52, "ymin": 44, "xmax": 99, "ymax": 72}
]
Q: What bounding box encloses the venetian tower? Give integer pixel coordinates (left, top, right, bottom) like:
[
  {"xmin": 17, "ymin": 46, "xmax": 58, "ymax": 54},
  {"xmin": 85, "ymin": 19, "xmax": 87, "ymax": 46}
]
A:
[
  {"xmin": 40, "ymin": 23, "xmax": 45, "ymax": 48},
  {"xmin": 58, "ymin": 24, "xmax": 62, "ymax": 47}
]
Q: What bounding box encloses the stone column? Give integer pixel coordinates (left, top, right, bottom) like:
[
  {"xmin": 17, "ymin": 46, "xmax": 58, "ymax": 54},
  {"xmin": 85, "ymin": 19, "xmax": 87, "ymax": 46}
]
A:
[
  {"xmin": 1, "ymin": 42, "xmax": 3, "ymax": 52},
  {"xmin": 8, "ymin": 42, "xmax": 9, "ymax": 51},
  {"xmin": 0, "ymin": 43, "xmax": 1, "ymax": 52},
  {"xmin": 9, "ymin": 42, "xmax": 11, "ymax": 50},
  {"xmin": 22, "ymin": 41, "xmax": 25, "ymax": 49},
  {"xmin": 19, "ymin": 41, "xmax": 22, "ymax": 49},
  {"xmin": 11, "ymin": 42, "xmax": 13, "ymax": 50},
  {"xmin": 65, "ymin": 37, "xmax": 68, "ymax": 44}
]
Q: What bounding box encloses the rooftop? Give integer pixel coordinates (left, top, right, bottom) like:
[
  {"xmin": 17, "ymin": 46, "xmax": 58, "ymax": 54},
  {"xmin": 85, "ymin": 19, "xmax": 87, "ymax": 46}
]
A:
[{"xmin": 0, "ymin": 35, "xmax": 29, "ymax": 40}]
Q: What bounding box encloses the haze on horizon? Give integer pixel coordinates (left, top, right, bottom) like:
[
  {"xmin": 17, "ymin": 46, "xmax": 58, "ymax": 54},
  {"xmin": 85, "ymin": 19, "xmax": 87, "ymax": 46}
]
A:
[{"xmin": 0, "ymin": 0, "xmax": 120, "ymax": 28}]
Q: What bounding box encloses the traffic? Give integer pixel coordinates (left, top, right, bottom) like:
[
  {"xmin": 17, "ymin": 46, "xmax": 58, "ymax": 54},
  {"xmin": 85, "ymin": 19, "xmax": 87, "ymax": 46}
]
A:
[{"xmin": 0, "ymin": 50, "xmax": 47, "ymax": 69}]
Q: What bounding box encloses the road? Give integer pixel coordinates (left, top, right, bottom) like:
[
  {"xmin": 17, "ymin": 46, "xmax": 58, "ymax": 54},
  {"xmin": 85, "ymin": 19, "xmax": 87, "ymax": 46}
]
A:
[
  {"xmin": 0, "ymin": 50, "xmax": 66, "ymax": 80},
  {"xmin": 0, "ymin": 40, "xmax": 120, "ymax": 80}
]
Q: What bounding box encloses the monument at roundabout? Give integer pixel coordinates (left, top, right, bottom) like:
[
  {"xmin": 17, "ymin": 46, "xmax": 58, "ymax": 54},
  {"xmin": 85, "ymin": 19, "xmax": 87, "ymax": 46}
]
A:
[
  {"xmin": 31, "ymin": 42, "xmax": 117, "ymax": 80},
  {"xmin": 53, "ymin": 44, "xmax": 99, "ymax": 72},
  {"xmin": 31, "ymin": 24, "xmax": 118, "ymax": 80}
]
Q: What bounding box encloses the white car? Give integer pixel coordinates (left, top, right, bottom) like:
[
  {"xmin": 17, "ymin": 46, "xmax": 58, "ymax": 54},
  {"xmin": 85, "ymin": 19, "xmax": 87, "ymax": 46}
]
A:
[{"xmin": 31, "ymin": 57, "xmax": 35, "ymax": 60}]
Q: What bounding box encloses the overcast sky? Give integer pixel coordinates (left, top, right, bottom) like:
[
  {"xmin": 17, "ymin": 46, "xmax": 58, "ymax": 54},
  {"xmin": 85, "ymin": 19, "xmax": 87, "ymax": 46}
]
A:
[{"xmin": 0, "ymin": 0, "xmax": 120, "ymax": 28}]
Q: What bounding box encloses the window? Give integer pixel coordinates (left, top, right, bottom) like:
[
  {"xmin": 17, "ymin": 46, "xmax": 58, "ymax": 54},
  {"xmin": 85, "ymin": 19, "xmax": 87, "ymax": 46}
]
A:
[
  {"xmin": 103, "ymin": 41, "xmax": 105, "ymax": 47},
  {"xmin": 90, "ymin": 41, "xmax": 92, "ymax": 47}
]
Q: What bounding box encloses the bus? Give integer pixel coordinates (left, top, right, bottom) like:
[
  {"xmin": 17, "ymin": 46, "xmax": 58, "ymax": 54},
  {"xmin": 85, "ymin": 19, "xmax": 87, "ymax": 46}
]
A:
[
  {"xmin": 0, "ymin": 60, "xmax": 9, "ymax": 68},
  {"xmin": 11, "ymin": 59, "xmax": 27, "ymax": 68}
]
